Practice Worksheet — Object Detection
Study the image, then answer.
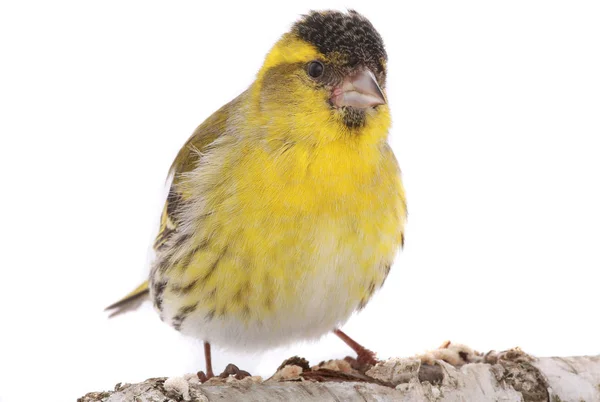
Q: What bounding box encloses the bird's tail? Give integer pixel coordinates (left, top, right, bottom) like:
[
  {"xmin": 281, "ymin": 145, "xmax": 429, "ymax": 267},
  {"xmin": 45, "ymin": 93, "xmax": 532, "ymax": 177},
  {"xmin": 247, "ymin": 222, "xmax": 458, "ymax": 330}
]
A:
[{"xmin": 105, "ymin": 281, "xmax": 150, "ymax": 318}]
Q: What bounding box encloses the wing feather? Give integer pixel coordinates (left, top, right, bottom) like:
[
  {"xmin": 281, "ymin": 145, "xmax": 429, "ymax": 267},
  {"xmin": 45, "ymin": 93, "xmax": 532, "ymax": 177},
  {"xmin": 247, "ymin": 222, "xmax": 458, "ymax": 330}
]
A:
[{"xmin": 105, "ymin": 93, "xmax": 243, "ymax": 315}]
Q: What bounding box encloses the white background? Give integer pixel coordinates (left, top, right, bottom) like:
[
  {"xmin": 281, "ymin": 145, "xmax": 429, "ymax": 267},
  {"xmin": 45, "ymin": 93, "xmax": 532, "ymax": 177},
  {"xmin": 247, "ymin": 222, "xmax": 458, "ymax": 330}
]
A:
[{"xmin": 1, "ymin": 1, "xmax": 599, "ymax": 401}]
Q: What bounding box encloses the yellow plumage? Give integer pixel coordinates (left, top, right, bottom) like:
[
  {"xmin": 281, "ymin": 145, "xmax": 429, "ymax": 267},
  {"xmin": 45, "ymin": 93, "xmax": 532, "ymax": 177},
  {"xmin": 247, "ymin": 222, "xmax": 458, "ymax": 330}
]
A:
[{"xmin": 107, "ymin": 10, "xmax": 406, "ymax": 374}]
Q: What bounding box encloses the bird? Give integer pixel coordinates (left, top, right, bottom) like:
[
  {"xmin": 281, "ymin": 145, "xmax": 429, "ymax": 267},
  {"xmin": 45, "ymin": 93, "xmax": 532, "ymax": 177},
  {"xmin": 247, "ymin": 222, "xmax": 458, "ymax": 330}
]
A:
[{"xmin": 106, "ymin": 9, "xmax": 407, "ymax": 379}]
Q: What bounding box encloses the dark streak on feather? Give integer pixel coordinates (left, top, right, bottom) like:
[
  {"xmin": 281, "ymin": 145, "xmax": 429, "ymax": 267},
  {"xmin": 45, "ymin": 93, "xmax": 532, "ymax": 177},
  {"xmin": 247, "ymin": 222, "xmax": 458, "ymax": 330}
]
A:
[
  {"xmin": 358, "ymin": 280, "xmax": 377, "ymax": 311},
  {"xmin": 170, "ymin": 279, "xmax": 198, "ymax": 295},
  {"xmin": 153, "ymin": 280, "xmax": 167, "ymax": 311},
  {"xmin": 154, "ymin": 188, "xmax": 185, "ymax": 250},
  {"xmin": 206, "ymin": 288, "xmax": 217, "ymax": 301},
  {"xmin": 172, "ymin": 232, "xmax": 192, "ymax": 252},
  {"xmin": 171, "ymin": 302, "xmax": 199, "ymax": 331},
  {"xmin": 264, "ymin": 275, "xmax": 274, "ymax": 311},
  {"xmin": 381, "ymin": 262, "xmax": 391, "ymax": 287},
  {"xmin": 174, "ymin": 239, "xmax": 209, "ymax": 272},
  {"xmin": 265, "ymin": 293, "xmax": 274, "ymax": 312},
  {"xmin": 201, "ymin": 246, "xmax": 228, "ymax": 283},
  {"xmin": 166, "ymin": 187, "xmax": 184, "ymax": 217},
  {"xmin": 233, "ymin": 282, "xmax": 250, "ymax": 303},
  {"xmin": 368, "ymin": 281, "xmax": 376, "ymax": 296}
]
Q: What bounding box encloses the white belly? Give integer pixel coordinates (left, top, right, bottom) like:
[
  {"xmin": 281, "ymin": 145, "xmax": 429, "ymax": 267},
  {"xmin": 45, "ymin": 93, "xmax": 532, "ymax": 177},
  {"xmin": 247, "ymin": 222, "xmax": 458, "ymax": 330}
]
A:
[{"xmin": 162, "ymin": 228, "xmax": 385, "ymax": 351}]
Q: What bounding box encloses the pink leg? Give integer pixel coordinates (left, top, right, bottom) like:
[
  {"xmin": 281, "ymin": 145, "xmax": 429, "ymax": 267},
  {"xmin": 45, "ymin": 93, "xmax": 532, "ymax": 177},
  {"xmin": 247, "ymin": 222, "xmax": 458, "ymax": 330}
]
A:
[
  {"xmin": 334, "ymin": 329, "xmax": 378, "ymax": 366},
  {"xmin": 204, "ymin": 342, "xmax": 214, "ymax": 378}
]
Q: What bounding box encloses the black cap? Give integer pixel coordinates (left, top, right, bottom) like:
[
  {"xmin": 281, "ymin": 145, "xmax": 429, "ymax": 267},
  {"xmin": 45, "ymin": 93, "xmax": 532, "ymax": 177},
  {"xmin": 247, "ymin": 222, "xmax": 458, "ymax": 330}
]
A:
[{"xmin": 293, "ymin": 10, "xmax": 387, "ymax": 68}]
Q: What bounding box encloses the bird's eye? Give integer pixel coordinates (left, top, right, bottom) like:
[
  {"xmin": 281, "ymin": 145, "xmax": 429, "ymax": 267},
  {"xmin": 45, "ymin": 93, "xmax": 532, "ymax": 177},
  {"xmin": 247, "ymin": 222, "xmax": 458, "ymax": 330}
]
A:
[{"xmin": 307, "ymin": 61, "xmax": 324, "ymax": 78}]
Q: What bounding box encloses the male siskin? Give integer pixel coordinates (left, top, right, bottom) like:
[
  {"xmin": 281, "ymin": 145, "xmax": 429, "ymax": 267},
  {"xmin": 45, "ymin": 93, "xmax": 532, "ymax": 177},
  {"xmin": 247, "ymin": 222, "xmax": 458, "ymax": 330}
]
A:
[{"xmin": 107, "ymin": 10, "xmax": 407, "ymax": 378}]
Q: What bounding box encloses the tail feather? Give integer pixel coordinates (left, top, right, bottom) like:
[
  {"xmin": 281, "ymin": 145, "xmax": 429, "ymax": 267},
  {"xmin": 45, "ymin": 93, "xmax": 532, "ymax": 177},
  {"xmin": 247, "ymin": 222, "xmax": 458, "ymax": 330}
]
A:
[{"xmin": 105, "ymin": 281, "xmax": 150, "ymax": 318}]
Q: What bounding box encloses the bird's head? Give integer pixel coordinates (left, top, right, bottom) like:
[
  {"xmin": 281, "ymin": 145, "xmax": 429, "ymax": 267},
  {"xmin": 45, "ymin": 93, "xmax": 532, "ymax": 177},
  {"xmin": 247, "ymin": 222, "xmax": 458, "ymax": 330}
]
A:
[{"xmin": 252, "ymin": 10, "xmax": 390, "ymax": 145}]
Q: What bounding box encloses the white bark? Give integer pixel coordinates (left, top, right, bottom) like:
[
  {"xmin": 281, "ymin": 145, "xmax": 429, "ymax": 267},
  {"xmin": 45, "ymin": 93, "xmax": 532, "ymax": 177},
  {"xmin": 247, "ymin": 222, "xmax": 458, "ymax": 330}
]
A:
[{"xmin": 78, "ymin": 354, "xmax": 600, "ymax": 402}]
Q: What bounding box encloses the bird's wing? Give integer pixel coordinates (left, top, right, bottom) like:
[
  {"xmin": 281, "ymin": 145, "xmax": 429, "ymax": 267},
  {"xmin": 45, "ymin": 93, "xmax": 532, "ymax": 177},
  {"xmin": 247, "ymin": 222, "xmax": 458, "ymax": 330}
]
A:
[
  {"xmin": 153, "ymin": 97, "xmax": 234, "ymax": 251},
  {"xmin": 104, "ymin": 281, "xmax": 150, "ymax": 317},
  {"xmin": 105, "ymin": 94, "xmax": 242, "ymax": 316}
]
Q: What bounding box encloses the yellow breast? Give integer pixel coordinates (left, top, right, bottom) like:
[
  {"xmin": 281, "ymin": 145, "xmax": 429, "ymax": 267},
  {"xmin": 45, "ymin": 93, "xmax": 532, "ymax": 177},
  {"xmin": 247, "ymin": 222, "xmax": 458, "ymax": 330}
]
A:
[{"xmin": 163, "ymin": 136, "xmax": 406, "ymax": 330}]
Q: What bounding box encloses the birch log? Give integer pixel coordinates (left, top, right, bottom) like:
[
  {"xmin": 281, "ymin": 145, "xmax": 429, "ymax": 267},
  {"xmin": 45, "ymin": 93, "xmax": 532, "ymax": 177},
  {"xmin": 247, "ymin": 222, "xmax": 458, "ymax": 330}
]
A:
[{"xmin": 78, "ymin": 352, "xmax": 600, "ymax": 402}]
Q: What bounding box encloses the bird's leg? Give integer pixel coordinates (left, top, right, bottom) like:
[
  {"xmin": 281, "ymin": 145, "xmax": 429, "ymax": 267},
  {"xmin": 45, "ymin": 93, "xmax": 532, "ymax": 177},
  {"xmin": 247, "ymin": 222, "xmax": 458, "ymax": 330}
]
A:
[
  {"xmin": 333, "ymin": 328, "xmax": 378, "ymax": 367},
  {"xmin": 198, "ymin": 342, "xmax": 252, "ymax": 382},
  {"xmin": 204, "ymin": 341, "xmax": 214, "ymax": 378},
  {"xmin": 198, "ymin": 342, "xmax": 215, "ymax": 382}
]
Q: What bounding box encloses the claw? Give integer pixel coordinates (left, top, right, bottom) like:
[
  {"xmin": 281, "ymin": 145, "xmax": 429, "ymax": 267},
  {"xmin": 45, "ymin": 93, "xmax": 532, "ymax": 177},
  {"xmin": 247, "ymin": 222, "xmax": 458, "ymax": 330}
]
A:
[
  {"xmin": 334, "ymin": 329, "xmax": 379, "ymax": 371},
  {"xmin": 219, "ymin": 363, "xmax": 252, "ymax": 380}
]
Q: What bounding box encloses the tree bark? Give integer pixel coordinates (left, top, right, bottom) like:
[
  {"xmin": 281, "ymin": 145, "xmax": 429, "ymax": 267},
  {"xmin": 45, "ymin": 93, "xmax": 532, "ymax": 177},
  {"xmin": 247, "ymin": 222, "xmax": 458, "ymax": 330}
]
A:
[{"xmin": 78, "ymin": 351, "xmax": 600, "ymax": 402}]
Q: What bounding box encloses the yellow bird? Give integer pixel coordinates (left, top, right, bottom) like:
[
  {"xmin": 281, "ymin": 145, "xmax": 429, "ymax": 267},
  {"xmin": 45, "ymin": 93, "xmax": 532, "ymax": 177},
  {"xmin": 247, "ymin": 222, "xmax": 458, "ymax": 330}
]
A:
[{"xmin": 107, "ymin": 9, "xmax": 406, "ymax": 379}]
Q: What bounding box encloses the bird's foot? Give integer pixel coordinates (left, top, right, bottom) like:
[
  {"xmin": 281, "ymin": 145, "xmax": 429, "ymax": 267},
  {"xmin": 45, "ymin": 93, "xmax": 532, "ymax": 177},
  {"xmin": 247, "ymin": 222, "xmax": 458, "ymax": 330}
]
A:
[
  {"xmin": 198, "ymin": 364, "xmax": 251, "ymax": 383},
  {"xmin": 197, "ymin": 370, "xmax": 213, "ymax": 383},
  {"xmin": 219, "ymin": 363, "xmax": 252, "ymax": 380},
  {"xmin": 343, "ymin": 348, "xmax": 378, "ymax": 372},
  {"xmin": 356, "ymin": 347, "xmax": 378, "ymax": 367},
  {"xmin": 333, "ymin": 328, "xmax": 379, "ymax": 371}
]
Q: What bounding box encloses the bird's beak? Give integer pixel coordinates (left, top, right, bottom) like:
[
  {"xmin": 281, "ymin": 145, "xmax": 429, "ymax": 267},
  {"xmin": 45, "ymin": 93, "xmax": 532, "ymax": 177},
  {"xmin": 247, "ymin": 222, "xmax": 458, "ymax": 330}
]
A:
[{"xmin": 331, "ymin": 69, "xmax": 386, "ymax": 109}]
